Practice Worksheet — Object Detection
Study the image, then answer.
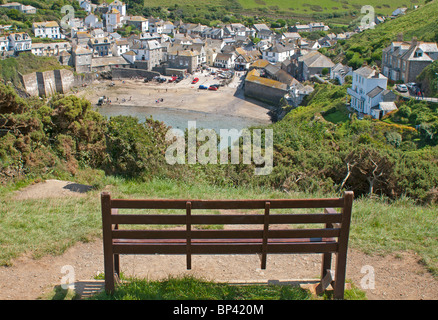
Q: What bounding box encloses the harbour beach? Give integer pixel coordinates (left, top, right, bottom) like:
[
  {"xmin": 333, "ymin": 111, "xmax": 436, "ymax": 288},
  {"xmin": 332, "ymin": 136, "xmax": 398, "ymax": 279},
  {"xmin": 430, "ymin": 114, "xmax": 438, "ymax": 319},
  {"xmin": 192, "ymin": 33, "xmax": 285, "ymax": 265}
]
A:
[{"xmin": 74, "ymin": 71, "xmax": 274, "ymax": 128}]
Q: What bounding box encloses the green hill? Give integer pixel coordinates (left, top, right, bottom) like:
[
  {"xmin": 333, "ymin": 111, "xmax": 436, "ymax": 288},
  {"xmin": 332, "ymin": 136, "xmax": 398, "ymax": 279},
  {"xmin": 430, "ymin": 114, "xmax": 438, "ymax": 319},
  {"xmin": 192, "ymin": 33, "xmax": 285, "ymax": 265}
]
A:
[
  {"xmin": 143, "ymin": 0, "xmax": 415, "ymax": 16},
  {"xmin": 126, "ymin": 0, "xmax": 418, "ymax": 25},
  {"xmin": 331, "ymin": 0, "xmax": 438, "ymax": 67}
]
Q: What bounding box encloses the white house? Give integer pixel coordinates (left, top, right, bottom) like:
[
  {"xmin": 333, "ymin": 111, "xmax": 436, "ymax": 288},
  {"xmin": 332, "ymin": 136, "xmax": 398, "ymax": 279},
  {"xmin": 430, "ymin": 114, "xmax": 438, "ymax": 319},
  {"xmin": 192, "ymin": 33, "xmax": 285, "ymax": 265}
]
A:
[
  {"xmin": 32, "ymin": 21, "xmax": 65, "ymax": 39},
  {"xmin": 31, "ymin": 42, "xmax": 71, "ymax": 57},
  {"xmin": 347, "ymin": 66, "xmax": 397, "ymax": 118},
  {"xmin": 162, "ymin": 21, "xmax": 175, "ymax": 35},
  {"xmin": 392, "ymin": 7, "xmax": 407, "ymax": 16},
  {"xmin": 85, "ymin": 14, "xmax": 103, "ymax": 29},
  {"xmin": 0, "ymin": 36, "xmax": 9, "ymax": 52},
  {"xmin": 8, "ymin": 32, "xmax": 32, "ymax": 53},
  {"xmin": 330, "ymin": 63, "xmax": 353, "ymax": 85},
  {"xmin": 108, "ymin": 0, "xmax": 126, "ymax": 17},
  {"xmin": 122, "ymin": 50, "xmax": 136, "ymax": 64},
  {"xmin": 79, "ymin": 0, "xmax": 94, "ymax": 13},
  {"xmin": 112, "ymin": 39, "xmax": 130, "ymax": 56},
  {"xmin": 126, "ymin": 16, "xmax": 149, "ymax": 33},
  {"xmin": 214, "ymin": 52, "xmax": 235, "ymax": 69},
  {"xmin": 148, "ymin": 18, "xmax": 165, "ymax": 34},
  {"xmin": 106, "ymin": 8, "xmax": 122, "ymax": 32},
  {"xmin": 262, "ymin": 43, "xmax": 295, "ymax": 64},
  {"xmin": 0, "ymin": 2, "xmax": 36, "ymax": 14}
]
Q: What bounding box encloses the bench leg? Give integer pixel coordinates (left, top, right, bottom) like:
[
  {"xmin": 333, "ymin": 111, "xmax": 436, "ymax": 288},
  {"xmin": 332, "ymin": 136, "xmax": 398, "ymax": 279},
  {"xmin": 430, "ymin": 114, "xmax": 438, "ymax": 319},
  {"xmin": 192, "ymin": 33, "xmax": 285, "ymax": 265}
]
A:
[
  {"xmin": 321, "ymin": 252, "xmax": 332, "ymax": 279},
  {"xmin": 333, "ymin": 251, "xmax": 347, "ymax": 300},
  {"xmin": 104, "ymin": 253, "xmax": 115, "ymax": 294},
  {"xmin": 114, "ymin": 254, "xmax": 120, "ymax": 277}
]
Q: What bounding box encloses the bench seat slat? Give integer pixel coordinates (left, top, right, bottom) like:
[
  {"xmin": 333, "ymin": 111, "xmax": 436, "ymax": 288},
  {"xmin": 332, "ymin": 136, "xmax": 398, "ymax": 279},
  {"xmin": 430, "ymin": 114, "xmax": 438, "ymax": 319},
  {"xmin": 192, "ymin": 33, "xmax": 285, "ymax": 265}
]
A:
[
  {"xmin": 111, "ymin": 228, "xmax": 341, "ymax": 240},
  {"xmin": 110, "ymin": 198, "xmax": 344, "ymax": 210},
  {"xmin": 112, "ymin": 242, "xmax": 338, "ymax": 255},
  {"xmin": 113, "ymin": 237, "xmax": 336, "ymax": 244},
  {"xmin": 110, "ymin": 213, "xmax": 343, "ymax": 225}
]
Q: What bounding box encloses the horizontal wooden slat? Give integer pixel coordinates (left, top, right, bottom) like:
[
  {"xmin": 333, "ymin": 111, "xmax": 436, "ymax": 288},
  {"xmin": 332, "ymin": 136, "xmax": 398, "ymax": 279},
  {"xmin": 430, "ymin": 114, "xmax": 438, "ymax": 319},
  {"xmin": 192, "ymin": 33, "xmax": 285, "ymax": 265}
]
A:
[
  {"xmin": 111, "ymin": 228, "xmax": 341, "ymax": 240},
  {"xmin": 112, "ymin": 242, "xmax": 338, "ymax": 255},
  {"xmin": 113, "ymin": 238, "xmax": 335, "ymax": 244},
  {"xmin": 110, "ymin": 198, "xmax": 344, "ymax": 210},
  {"xmin": 110, "ymin": 213, "xmax": 343, "ymax": 225}
]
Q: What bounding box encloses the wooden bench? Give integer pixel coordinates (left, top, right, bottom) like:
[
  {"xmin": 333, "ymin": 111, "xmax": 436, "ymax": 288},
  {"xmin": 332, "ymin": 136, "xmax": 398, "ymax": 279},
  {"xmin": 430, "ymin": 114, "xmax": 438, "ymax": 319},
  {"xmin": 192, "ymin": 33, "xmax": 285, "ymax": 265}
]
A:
[{"xmin": 101, "ymin": 191, "xmax": 353, "ymax": 299}]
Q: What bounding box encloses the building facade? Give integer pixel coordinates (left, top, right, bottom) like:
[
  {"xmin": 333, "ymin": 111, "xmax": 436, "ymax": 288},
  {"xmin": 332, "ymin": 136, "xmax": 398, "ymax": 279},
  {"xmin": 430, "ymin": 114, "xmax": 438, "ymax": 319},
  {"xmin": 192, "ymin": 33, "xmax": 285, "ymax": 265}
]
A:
[{"xmin": 381, "ymin": 39, "xmax": 438, "ymax": 83}]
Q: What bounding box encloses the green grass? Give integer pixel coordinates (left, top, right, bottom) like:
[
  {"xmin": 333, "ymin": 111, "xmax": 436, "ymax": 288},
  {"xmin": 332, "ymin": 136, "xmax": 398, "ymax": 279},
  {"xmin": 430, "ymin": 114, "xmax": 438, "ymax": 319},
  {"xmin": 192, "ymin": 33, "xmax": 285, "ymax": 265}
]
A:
[
  {"xmin": 144, "ymin": 0, "xmax": 413, "ymax": 15},
  {"xmin": 87, "ymin": 275, "xmax": 366, "ymax": 300},
  {"xmin": 323, "ymin": 110, "xmax": 350, "ymax": 124},
  {"xmin": 90, "ymin": 276, "xmax": 313, "ymax": 300},
  {"xmin": 239, "ymin": 0, "xmax": 406, "ymax": 14}
]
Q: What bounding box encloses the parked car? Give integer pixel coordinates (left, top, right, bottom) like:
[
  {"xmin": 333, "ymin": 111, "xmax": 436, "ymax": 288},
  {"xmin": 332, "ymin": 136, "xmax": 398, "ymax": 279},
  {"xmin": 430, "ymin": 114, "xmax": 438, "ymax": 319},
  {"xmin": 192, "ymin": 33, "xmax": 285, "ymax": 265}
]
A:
[
  {"xmin": 406, "ymin": 82, "xmax": 416, "ymax": 90},
  {"xmin": 192, "ymin": 78, "xmax": 199, "ymax": 84},
  {"xmin": 168, "ymin": 76, "xmax": 177, "ymax": 83},
  {"xmin": 396, "ymin": 84, "xmax": 408, "ymax": 92},
  {"xmin": 210, "ymin": 84, "xmax": 221, "ymax": 88},
  {"xmin": 406, "ymin": 82, "xmax": 419, "ymax": 93},
  {"xmin": 175, "ymin": 76, "xmax": 183, "ymax": 83},
  {"xmin": 153, "ymin": 76, "xmax": 167, "ymax": 83},
  {"xmin": 208, "ymin": 86, "xmax": 218, "ymax": 91},
  {"xmin": 199, "ymin": 85, "xmax": 208, "ymax": 90}
]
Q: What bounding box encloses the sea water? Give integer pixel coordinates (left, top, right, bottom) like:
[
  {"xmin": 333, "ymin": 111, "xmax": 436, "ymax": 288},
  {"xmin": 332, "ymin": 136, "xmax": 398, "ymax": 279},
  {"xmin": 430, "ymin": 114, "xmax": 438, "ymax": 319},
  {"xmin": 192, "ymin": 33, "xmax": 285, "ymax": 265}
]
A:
[{"xmin": 96, "ymin": 105, "xmax": 270, "ymax": 133}]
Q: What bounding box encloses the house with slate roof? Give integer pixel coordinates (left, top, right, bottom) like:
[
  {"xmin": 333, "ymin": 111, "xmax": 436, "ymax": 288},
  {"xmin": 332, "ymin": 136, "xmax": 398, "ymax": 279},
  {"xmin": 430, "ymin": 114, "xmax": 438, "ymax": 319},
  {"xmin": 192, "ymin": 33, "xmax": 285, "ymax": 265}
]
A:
[
  {"xmin": 382, "ymin": 38, "xmax": 438, "ymax": 83},
  {"xmin": 347, "ymin": 66, "xmax": 397, "ymax": 119}
]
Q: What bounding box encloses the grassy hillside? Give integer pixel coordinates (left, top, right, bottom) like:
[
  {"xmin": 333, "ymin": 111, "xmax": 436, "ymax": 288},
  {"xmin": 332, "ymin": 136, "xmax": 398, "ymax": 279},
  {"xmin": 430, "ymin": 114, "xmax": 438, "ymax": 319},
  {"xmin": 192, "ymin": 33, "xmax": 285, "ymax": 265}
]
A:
[
  {"xmin": 239, "ymin": 0, "xmax": 409, "ymax": 15},
  {"xmin": 138, "ymin": 0, "xmax": 416, "ymax": 24},
  {"xmin": 417, "ymin": 60, "xmax": 438, "ymax": 97},
  {"xmin": 330, "ymin": 0, "xmax": 438, "ymax": 67},
  {"xmin": 143, "ymin": 0, "xmax": 414, "ymax": 15}
]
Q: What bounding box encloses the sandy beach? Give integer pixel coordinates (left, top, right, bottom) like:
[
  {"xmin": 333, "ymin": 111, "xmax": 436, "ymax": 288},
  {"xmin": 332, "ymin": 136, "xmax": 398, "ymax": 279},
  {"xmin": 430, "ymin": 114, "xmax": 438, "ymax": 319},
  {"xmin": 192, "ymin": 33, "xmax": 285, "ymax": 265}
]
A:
[{"xmin": 74, "ymin": 70, "xmax": 273, "ymax": 124}]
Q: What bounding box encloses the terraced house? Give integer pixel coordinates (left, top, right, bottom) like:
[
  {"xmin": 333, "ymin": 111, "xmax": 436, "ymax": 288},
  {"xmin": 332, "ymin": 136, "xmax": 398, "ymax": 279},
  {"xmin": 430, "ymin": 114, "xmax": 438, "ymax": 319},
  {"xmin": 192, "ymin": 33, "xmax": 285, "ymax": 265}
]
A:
[
  {"xmin": 8, "ymin": 32, "xmax": 31, "ymax": 53},
  {"xmin": 382, "ymin": 38, "xmax": 438, "ymax": 83},
  {"xmin": 89, "ymin": 37, "xmax": 112, "ymax": 57},
  {"xmin": 32, "ymin": 21, "xmax": 65, "ymax": 39}
]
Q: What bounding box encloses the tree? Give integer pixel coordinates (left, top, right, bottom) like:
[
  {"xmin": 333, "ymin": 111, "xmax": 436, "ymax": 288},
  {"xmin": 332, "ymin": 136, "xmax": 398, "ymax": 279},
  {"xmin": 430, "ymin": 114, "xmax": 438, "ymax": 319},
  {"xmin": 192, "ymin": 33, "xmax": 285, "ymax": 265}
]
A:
[{"xmin": 343, "ymin": 147, "xmax": 394, "ymax": 196}]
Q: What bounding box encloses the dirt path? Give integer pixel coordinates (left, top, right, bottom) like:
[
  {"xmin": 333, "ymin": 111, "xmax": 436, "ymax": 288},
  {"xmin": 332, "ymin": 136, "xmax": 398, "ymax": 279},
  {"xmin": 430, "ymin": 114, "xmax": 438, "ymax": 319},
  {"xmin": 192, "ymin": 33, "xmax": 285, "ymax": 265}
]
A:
[
  {"xmin": 1, "ymin": 180, "xmax": 437, "ymax": 300},
  {"xmin": 0, "ymin": 238, "xmax": 436, "ymax": 300}
]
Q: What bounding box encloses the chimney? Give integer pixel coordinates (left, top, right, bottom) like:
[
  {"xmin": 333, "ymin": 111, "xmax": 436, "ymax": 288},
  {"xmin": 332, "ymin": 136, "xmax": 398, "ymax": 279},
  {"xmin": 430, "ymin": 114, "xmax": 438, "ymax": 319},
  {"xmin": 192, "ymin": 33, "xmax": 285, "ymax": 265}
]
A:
[{"xmin": 412, "ymin": 36, "xmax": 418, "ymax": 46}]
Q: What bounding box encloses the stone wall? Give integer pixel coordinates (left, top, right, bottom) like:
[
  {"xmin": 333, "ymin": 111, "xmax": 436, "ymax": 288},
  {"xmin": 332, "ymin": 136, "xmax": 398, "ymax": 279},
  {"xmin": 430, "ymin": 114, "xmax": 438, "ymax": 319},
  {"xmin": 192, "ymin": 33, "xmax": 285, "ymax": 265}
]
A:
[
  {"xmin": 19, "ymin": 69, "xmax": 86, "ymax": 97},
  {"xmin": 54, "ymin": 69, "xmax": 75, "ymax": 94},
  {"xmin": 74, "ymin": 72, "xmax": 96, "ymax": 87},
  {"xmin": 244, "ymin": 80, "xmax": 288, "ymax": 106},
  {"xmin": 112, "ymin": 67, "xmax": 160, "ymax": 80},
  {"xmin": 37, "ymin": 71, "xmax": 57, "ymax": 97},
  {"xmin": 18, "ymin": 72, "xmax": 39, "ymax": 97}
]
